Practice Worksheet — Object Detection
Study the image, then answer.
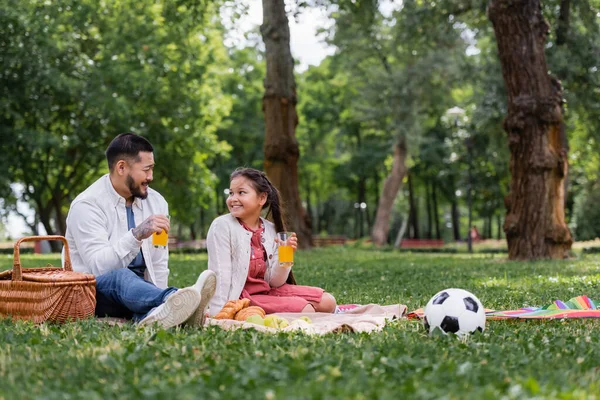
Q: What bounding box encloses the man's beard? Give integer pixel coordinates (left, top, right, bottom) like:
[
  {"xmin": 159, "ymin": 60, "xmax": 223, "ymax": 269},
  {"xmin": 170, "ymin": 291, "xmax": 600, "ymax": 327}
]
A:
[{"xmin": 126, "ymin": 174, "xmax": 149, "ymax": 200}]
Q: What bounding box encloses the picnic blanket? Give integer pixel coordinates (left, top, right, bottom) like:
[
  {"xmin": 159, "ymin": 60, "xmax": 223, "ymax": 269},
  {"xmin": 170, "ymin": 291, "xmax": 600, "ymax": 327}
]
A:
[
  {"xmin": 207, "ymin": 303, "xmax": 406, "ymax": 335},
  {"xmin": 407, "ymin": 295, "xmax": 600, "ymax": 321},
  {"xmin": 486, "ymin": 295, "xmax": 600, "ymax": 320}
]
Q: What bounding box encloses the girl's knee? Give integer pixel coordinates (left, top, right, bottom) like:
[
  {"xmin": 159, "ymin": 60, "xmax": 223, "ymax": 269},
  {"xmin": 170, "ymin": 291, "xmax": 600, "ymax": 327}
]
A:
[
  {"xmin": 318, "ymin": 292, "xmax": 337, "ymax": 313},
  {"xmin": 302, "ymin": 303, "xmax": 316, "ymax": 313}
]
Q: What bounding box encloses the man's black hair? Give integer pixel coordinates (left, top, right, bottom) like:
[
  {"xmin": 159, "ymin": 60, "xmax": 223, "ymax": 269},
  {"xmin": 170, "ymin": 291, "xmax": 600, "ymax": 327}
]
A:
[{"xmin": 106, "ymin": 132, "xmax": 154, "ymax": 171}]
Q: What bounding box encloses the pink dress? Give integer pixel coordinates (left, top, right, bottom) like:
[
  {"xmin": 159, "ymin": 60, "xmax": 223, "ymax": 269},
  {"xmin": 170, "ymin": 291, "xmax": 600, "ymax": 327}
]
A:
[{"xmin": 238, "ymin": 220, "xmax": 324, "ymax": 313}]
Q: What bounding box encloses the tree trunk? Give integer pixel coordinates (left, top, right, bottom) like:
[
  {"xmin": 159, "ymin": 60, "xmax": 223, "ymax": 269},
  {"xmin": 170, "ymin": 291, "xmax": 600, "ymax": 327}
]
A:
[
  {"xmin": 372, "ymin": 171, "xmax": 380, "ymax": 228},
  {"xmin": 489, "ymin": 0, "xmax": 572, "ymax": 260},
  {"xmin": 556, "ymin": 0, "xmax": 571, "ymax": 208},
  {"xmin": 52, "ymin": 195, "xmax": 66, "ymax": 236},
  {"xmin": 451, "ymin": 199, "xmax": 460, "ymax": 242},
  {"xmin": 407, "ymin": 173, "xmax": 419, "ymax": 239},
  {"xmin": 315, "ymin": 189, "xmax": 322, "ymax": 233},
  {"xmin": 371, "ymin": 138, "xmax": 408, "ymax": 245},
  {"xmin": 215, "ymin": 186, "xmax": 222, "ymax": 216},
  {"xmin": 432, "ymin": 182, "xmax": 441, "ymax": 240},
  {"xmin": 38, "ymin": 205, "xmax": 60, "ymax": 251},
  {"xmin": 199, "ymin": 207, "xmax": 205, "ymax": 238},
  {"xmin": 305, "ymin": 174, "xmax": 313, "ymax": 234},
  {"xmin": 325, "ymin": 201, "xmax": 333, "ymax": 234},
  {"xmin": 556, "ymin": 0, "xmax": 571, "ymax": 46},
  {"xmin": 497, "ymin": 213, "xmax": 502, "ymax": 240},
  {"xmin": 393, "ymin": 213, "xmax": 409, "ymax": 248},
  {"xmin": 425, "ymin": 180, "xmax": 433, "ymax": 239},
  {"xmin": 261, "ymin": 0, "xmax": 312, "ymax": 248},
  {"xmin": 358, "ymin": 176, "xmax": 367, "ymax": 237}
]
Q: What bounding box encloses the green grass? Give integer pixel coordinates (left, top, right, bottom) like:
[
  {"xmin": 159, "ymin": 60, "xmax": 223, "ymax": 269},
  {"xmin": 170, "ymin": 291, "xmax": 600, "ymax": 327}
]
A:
[{"xmin": 2, "ymin": 249, "xmax": 600, "ymax": 399}]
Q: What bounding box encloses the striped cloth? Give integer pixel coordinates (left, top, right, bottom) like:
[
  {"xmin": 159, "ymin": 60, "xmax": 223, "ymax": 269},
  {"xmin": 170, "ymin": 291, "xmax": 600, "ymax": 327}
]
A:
[
  {"xmin": 407, "ymin": 295, "xmax": 599, "ymax": 320},
  {"xmin": 486, "ymin": 295, "xmax": 599, "ymax": 320}
]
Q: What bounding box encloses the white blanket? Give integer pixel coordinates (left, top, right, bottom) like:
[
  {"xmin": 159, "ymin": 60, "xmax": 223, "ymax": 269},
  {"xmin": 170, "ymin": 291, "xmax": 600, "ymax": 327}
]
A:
[{"xmin": 206, "ymin": 304, "xmax": 406, "ymax": 335}]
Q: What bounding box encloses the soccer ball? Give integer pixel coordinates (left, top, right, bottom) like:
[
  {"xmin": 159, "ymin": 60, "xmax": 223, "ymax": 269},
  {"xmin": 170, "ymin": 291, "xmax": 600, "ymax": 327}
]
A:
[{"xmin": 423, "ymin": 288, "xmax": 486, "ymax": 336}]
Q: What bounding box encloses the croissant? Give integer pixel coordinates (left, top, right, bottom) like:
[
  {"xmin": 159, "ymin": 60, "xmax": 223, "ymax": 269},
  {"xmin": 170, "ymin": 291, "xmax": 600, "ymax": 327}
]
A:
[
  {"xmin": 214, "ymin": 298, "xmax": 251, "ymax": 320},
  {"xmin": 235, "ymin": 306, "xmax": 266, "ymax": 321}
]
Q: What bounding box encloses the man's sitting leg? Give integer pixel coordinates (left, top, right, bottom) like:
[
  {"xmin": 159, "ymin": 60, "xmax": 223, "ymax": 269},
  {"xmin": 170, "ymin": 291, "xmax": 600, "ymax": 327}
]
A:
[{"xmin": 95, "ymin": 268, "xmax": 200, "ymax": 329}]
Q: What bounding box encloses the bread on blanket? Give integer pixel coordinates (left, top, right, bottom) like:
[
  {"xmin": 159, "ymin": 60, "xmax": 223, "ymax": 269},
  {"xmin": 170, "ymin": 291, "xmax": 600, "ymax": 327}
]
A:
[
  {"xmin": 235, "ymin": 306, "xmax": 266, "ymax": 321},
  {"xmin": 214, "ymin": 299, "xmax": 251, "ymax": 320}
]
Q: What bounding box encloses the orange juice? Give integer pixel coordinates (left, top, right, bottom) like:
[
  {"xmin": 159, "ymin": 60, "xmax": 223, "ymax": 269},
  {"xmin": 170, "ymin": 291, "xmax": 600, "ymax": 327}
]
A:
[
  {"xmin": 278, "ymin": 245, "xmax": 294, "ymax": 265},
  {"xmin": 152, "ymin": 230, "xmax": 168, "ymax": 247}
]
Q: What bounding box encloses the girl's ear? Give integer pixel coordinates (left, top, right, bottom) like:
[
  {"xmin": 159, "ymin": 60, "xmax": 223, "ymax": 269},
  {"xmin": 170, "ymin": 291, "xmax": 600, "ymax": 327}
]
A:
[{"xmin": 259, "ymin": 192, "xmax": 268, "ymax": 207}]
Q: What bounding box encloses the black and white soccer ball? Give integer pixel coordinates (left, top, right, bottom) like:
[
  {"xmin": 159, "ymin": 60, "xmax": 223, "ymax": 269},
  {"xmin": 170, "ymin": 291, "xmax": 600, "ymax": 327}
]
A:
[{"xmin": 423, "ymin": 288, "xmax": 486, "ymax": 336}]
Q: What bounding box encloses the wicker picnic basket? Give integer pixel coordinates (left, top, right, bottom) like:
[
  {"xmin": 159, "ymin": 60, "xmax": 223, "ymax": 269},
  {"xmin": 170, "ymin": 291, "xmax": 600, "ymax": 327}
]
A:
[{"xmin": 0, "ymin": 235, "xmax": 96, "ymax": 323}]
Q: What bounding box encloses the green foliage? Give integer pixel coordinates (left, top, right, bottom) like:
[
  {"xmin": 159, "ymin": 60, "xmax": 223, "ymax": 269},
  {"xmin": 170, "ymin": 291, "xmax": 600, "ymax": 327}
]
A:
[
  {"xmin": 0, "ymin": 0, "xmax": 231, "ymax": 232},
  {"xmin": 2, "ymin": 251, "xmax": 600, "ymax": 398},
  {"xmin": 213, "ymin": 46, "xmax": 266, "ymax": 187},
  {"xmin": 572, "ymin": 181, "xmax": 600, "ymax": 240},
  {"xmin": 297, "ymin": 59, "xmax": 387, "ymax": 234}
]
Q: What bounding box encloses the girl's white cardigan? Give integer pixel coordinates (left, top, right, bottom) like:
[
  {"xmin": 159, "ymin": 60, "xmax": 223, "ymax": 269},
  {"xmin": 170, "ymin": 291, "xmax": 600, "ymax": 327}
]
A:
[{"xmin": 206, "ymin": 213, "xmax": 291, "ymax": 316}]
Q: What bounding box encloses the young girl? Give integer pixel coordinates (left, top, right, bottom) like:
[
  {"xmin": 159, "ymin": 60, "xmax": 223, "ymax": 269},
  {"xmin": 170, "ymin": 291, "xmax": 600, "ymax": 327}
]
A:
[{"xmin": 207, "ymin": 168, "xmax": 336, "ymax": 316}]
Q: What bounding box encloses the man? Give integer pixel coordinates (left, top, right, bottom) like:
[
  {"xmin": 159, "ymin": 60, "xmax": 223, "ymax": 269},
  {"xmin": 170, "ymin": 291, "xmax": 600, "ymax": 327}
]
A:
[{"xmin": 64, "ymin": 132, "xmax": 216, "ymax": 329}]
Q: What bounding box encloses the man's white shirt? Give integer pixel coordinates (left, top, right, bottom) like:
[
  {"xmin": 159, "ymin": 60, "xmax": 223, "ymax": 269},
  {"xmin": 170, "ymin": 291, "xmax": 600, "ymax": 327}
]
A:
[{"xmin": 63, "ymin": 174, "xmax": 170, "ymax": 288}]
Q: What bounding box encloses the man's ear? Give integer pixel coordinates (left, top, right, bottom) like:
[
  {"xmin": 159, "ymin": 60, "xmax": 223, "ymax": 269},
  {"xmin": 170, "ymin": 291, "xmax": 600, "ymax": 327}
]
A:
[{"xmin": 115, "ymin": 160, "xmax": 127, "ymax": 176}]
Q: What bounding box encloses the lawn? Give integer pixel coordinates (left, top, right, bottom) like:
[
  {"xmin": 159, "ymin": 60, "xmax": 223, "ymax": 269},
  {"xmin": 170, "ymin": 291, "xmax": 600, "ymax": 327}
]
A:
[{"xmin": 1, "ymin": 249, "xmax": 600, "ymax": 399}]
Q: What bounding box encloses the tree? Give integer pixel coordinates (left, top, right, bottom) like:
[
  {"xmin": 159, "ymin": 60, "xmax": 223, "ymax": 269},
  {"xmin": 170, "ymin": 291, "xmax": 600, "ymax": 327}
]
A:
[
  {"xmin": 489, "ymin": 0, "xmax": 572, "ymax": 259},
  {"xmin": 0, "ymin": 0, "xmax": 230, "ymax": 243},
  {"xmin": 260, "ymin": 0, "xmax": 313, "ymax": 247}
]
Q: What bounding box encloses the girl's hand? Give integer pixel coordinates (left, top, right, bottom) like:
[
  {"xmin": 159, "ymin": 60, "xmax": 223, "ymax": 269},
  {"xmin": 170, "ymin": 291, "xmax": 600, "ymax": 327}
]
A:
[
  {"xmin": 274, "ymin": 232, "xmax": 298, "ymax": 250},
  {"xmin": 289, "ymin": 232, "xmax": 298, "ymax": 250}
]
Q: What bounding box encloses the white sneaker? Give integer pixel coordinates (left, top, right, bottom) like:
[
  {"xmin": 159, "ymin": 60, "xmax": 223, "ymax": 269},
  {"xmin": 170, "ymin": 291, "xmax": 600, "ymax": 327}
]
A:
[
  {"xmin": 185, "ymin": 270, "xmax": 217, "ymax": 328},
  {"xmin": 138, "ymin": 287, "xmax": 201, "ymax": 329}
]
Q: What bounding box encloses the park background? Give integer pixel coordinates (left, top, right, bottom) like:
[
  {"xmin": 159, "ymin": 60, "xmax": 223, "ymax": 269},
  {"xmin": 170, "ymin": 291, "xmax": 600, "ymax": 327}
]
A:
[
  {"xmin": 1, "ymin": 0, "xmax": 598, "ymax": 256},
  {"xmin": 2, "ymin": 1, "xmax": 600, "ymax": 399}
]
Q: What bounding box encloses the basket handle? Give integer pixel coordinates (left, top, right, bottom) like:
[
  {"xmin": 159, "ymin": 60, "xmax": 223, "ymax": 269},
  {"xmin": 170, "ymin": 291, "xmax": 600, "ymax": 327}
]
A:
[{"xmin": 13, "ymin": 235, "xmax": 72, "ymax": 281}]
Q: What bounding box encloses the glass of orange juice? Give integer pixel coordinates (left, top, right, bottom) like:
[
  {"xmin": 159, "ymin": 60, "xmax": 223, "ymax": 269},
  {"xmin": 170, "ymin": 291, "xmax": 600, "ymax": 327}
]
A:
[
  {"xmin": 277, "ymin": 232, "xmax": 294, "ymax": 268},
  {"xmin": 152, "ymin": 215, "xmax": 170, "ymax": 249}
]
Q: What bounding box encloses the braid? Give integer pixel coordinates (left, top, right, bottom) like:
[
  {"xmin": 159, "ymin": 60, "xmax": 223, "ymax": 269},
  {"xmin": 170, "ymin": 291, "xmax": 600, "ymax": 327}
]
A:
[
  {"xmin": 262, "ymin": 176, "xmax": 286, "ymax": 233},
  {"xmin": 259, "ymin": 174, "xmax": 295, "ymax": 284}
]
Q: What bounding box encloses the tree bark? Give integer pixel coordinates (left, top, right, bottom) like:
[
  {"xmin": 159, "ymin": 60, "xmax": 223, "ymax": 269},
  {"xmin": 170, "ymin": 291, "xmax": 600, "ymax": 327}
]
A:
[
  {"xmin": 199, "ymin": 207, "xmax": 205, "ymax": 238},
  {"xmin": 425, "ymin": 180, "xmax": 433, "ymax": 239},
  {"xmin": 52, "ymin": 194, "xmax": 66, "ymax": 236},
  {"xmin": 407, "ymin": 173, "xmax": 419, "ymax": 239},
  {"xmin": 497, "ymin": 213, "xmax": 502, "ymax": 240},
  {"xmin": 556, "ymin": 0, "xmax": 570, "ymax": 208},
  {"xmin": 189, "ymin": 223, "xmax": 196, "ymax": 241},
  {"xmin": 432, "ymin": 182, "xmax": 441, "ymax": 239},
  {"xmin": 215, "ymin": 186, "xmax": 222, "ymax": 216},
  {"xmin": 37, "ymin": 203, "xmax": 61, "ymax": 251},
  {"xmin": 393, "ymin": 213, "xmax": 409, "ymax": 248},
  {"xmin": 315, "ymin": 189, "xmax": 322, "ymax": 233},
  {"xmin": 261, "ymin": 0, "xmax": 313, "ymax": 248},
  {"xmin": 305, "ymin": 174, "xmax": 313, "ymax": 234},
  {"xmin": 370, "ymin": 172, "xmax": 378, "ymax": 229},
  {"xmin": 451, "ymin": 198, "xmax": 460, "ymax": 242},
  {"xmin": 371, "ymin": 138, "xmax": 408, "ymax": 245},
  {"xmin": 556, "ymin": 0, "xmax": 571, "ymax": 46},
  {"xmin": 489, "ymin": 0, "xmax": 572, "ymax": 259},
  {"xmin": 358, "ymin": 176, "xmax": 367, "ymax": 237}
]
